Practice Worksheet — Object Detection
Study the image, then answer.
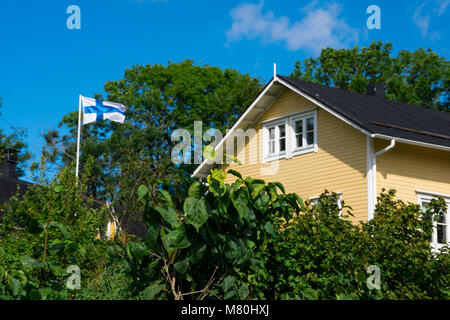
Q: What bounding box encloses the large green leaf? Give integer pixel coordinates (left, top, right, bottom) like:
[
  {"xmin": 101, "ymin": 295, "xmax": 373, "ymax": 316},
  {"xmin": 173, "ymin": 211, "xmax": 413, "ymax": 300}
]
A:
[
  {"xmin": 155, "ymin": 206, "xmax": 179, "ymax": 229},
  {"xmin": 264, "ymin": 221, "xmax": 276, "ymax": 238},
  {"xmin": 129, "ymin": 242, "xmax": 147, "ymax": 262},
  {"xmin": 184, "ymin": 197, "xmax": 209, "ymax": 232},
  {"xmin": 223, "ymin": 275, "xmax": 236, "ymax": 293},
  {"xmin": 20, "ymin": 255, "xmax": 43, "ymax": 269},
  {"xmin": 188, "ymin": 181, "xmax": 202, "ymax": 198},
  {"xmin": 9, "ymin": 278, "xmax": 21, "ymax": 297},
  {"xmin": 250, "ymin": 183, "xmax": 265, "ymax": 199},
  {"xmin": 231, "ymin": 189, "xmax": 249, "ymax": 219},
  {"xmin": 174, "ymin": 261, "xmax": 188, "ymax": 274},
  {"xmin": 162, "ymin": 227, "xmax": 191, "ymax": 251},
  {"xmin": 227, "ymin": 169, "xmax": 242, "ymax": 179},
  {"xmin": 158, "ymin": 190, "xmax": 173, "ymax": 208},
  {"xmin": 137, "ymin": 185, "xmax": 148, "ymax": 200},
  {"xmin": 49, "ymin": 221, "xmax": 71, "ymax": 240},
  {"xmin": 238, "ymin": 284, "xmax": 249, "ymax": 299},
  {"xmin": 143, "ymin": 281, "xmax": 166, "ymax": 300},
  {"xmin": 254, "ymin": 193, "xmax": 270, "ymax": 214}
]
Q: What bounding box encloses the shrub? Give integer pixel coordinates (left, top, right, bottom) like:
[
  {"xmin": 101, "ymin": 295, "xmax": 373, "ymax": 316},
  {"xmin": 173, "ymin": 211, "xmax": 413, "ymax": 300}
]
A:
[
  {"xmin": 127, "ymin": 169, "xmax": 450, "ymax": 300},
  {"xmin": 0, "ymin": 163, "xmax": 109, "ymax": 300}
]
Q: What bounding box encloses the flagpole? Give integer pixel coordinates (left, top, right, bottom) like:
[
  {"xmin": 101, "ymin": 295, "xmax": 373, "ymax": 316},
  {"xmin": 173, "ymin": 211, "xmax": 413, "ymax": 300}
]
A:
[{"xmin": 75, "ymin": 94, "xmax": 82, "ymax": 182}]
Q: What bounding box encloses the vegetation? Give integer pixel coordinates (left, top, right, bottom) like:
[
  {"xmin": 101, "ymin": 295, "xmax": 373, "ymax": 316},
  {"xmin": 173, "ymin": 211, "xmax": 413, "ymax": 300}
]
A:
[
  {"xmin": 113, "ymin": 169, "xmax": 450, "ymax": 300},
  {"xmin": 291, "ymin": 41, "xmax": 449, "ymax": 111},
  {"xmin": 0, "ymin": 99, "xmax": 31, "ymax": 177},
  {"xmin": 0, "ymin": 160, "xmax": 109, "ymax": 299}
]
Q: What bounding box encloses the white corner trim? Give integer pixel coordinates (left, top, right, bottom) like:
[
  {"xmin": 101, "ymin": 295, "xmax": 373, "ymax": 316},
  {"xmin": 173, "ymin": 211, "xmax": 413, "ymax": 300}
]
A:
[
  {"xmin": 367, "ymin": 138, "xmax": 396, "ymax": 221},
  {"xmin": 367, "ymin": 136, "xmax": 375, "ymax": 221}
]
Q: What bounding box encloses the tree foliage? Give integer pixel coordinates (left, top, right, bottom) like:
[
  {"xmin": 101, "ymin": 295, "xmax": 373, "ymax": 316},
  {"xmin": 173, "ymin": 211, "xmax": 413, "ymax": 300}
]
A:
[
  {"xmin": 39, "ymin": 60, "xmax": 262, "ymax": 235},
  {"xmin": 0, "ymin": 99, "xmax": 31, "ymax": 177},
  {"xmin": 291, "ymin": 41, "xmax": 449, "ymax": 111},
  {"xmin": 114, "ymin": 169, "xmax": 450, "ymax": 300}
]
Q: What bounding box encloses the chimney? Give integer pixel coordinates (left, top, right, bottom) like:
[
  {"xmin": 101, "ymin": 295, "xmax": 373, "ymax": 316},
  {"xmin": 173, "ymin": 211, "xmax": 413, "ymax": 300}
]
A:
[
  {"xmin": 0, "ymin": 149, "xmax": 19, "ymax": 179},
  {"xmin": 366, "ymin": 83, "xmax": 385, "ymax": 98}
]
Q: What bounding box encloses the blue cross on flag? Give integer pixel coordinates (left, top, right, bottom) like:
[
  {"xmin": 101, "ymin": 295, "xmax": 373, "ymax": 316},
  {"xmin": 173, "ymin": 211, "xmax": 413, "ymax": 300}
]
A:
[{"xmin": 81, "ymin": 95, "xmax": 126, "ymax": 125}]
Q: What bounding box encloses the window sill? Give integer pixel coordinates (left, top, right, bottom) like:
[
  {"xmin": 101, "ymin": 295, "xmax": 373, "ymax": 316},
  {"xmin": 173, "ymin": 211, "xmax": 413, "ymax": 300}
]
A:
[
  {"xmin": 291, "ymin": 146, "xmax": 316, "ymax": 157},
  {"xmin": 263, "ymin": 154, "xmax": 286, "ymax": 163}
]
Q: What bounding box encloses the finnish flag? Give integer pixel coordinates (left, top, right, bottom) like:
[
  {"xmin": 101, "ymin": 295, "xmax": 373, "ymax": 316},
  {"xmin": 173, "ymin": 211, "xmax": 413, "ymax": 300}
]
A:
[{"xmin": 81, "ymin": 95, "xmax": 126, "ymax": 125}]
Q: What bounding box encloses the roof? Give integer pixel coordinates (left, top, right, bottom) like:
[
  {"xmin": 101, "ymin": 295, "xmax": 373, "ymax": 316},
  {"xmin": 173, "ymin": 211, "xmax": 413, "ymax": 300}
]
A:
[
  {"xmin": 278, "ymin": 75, "xmax": 450, "ymax": 149},
  {"xmin": 0, "ymin": 176, "xmax": 32, "ymax": 202},
  {"xmin": 192, "ymin": 75, "xmax": 450, "ymax": 178}
]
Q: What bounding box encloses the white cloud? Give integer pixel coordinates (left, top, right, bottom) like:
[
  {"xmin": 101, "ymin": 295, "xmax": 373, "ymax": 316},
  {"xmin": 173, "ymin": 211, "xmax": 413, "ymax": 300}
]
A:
[
  {"xmin": 413, "ymin": 2, "xmax": 430, "ymax": 38},
  {"xmin": 413, "ymin": 0, "xmax": 449, "ymax": 39},
  {"xmin": 226, "ymin": 1, "xmax": 359, "ymax": 53},
  {"xmin": 437, "ymin": 0, "xmax": 450, "ymax": 16}
]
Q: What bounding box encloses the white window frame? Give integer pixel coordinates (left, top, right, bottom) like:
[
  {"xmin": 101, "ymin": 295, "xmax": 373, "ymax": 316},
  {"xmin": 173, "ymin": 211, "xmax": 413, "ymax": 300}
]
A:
[
  {"xmin": 262, "ymin": 109, "xmax": 317, "ymax": 163},
  {"xmin": 308, "ymin": 192, "xmax": 343, "ymax": 217},
  {"xmin": 416, "ymin": 190, "xmax": 450, "ymax": 250},
  {"xmin": 262, "ymin": 118, "xmax": 288, "ymax": 162},
  {"xmin": 290, "ymin": 111, "xmax": 318, "ymax": 157}
]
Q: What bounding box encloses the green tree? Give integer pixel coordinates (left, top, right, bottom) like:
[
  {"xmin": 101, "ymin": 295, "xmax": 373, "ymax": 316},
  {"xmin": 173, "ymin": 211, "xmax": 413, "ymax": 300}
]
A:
[
  {"xmin": 291, "ymin": 41, "xmax": 449, "ymax": 111},
  {"xmin": 40, "ymin": 60, "xmax": 262, "ymax": 235},
  {"xmin": 0, "ymin": 98, "xmax": 31, "ymax": 177}
]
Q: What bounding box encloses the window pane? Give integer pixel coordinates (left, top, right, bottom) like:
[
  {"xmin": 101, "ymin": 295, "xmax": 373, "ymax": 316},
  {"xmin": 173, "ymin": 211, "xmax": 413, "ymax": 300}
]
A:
[
  {"xmin": 269, "ymin": 141, "xmax": 275, "ymax": 154},
  {"xmin": 306, "ymin": 117, "xmax": 314, "ymax": 131},
  {"xmin": 306, "ymin": 131, "xmax": 314, "ymax": 145},
  {"xmin": 279, "ymin": 125, "xmax": 285, "ymax": 138},
  {"xmin": 296, "ymin": 134, "xmax": 303, "ymax": 148},
  {"xmin": 280, "ymin": 137, "xmax": 286, "ymax": 152},
  {"xmin": 295, "ymin": 120, "xmax": 303, "ymax": 134},
  {"xmin": 269, "ymin": 127, "xmax": 275, "ymax": 140},
  {"xmin": 437, "ymin": 224, "xmax": 446, "ymax": 244}
]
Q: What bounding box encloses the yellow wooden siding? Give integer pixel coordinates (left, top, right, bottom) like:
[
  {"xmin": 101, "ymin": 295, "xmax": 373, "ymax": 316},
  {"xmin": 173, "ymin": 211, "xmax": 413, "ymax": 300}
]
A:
[
  {"xmin": 223, "ymin": 89, "xmax": 368, "ymax": 223},
  {"xmin": 375, "ymin": 139, "xmax": 450, "ymax": 204}
]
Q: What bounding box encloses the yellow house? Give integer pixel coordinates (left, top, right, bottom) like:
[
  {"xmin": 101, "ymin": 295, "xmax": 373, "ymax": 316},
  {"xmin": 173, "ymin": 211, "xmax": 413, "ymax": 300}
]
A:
[{"xmin": 192, "ymin": 73, "xmax": 450, "ymax": 250}]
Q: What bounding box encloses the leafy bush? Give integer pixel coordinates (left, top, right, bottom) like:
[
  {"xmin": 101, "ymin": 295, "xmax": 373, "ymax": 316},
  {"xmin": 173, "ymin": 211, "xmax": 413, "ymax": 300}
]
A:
[
  {"xmin": 0, "ymin": 163, "xmax": 109, "ymax": 299},
  {"xmin": 246, "ymin": 189, "xmax": 450, "ymax": 300},
  {"xmin": 120, "ymin": 168, "xmax": 305, "ymax": 300},
  {"xmin": 127, "ymin": 169, "xmax": 449, "ymax": 300}
]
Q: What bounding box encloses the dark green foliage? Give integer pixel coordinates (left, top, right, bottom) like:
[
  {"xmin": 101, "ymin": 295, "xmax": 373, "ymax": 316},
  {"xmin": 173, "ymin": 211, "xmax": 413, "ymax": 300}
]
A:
[
  {"xmin": 127, "ymin": 169, "xmax": 449, "ymax": 300},
  {"xmin": 247, "ymin": 189, "xmax": 450, "ymax": 300},
  {"xmin": 122, "ymin": 168, "xmax": 304, "ymax": 300},
  {"xmin": 0, "ymin": 99, "xmax": 31, "ymax": 177},
  {"xmin": 291, "ymin": 41, "xmax": 449, "ymax": 111},
  {"xmin": 0, "ymin": 160, "xmax": 109, "ymax": 299}
]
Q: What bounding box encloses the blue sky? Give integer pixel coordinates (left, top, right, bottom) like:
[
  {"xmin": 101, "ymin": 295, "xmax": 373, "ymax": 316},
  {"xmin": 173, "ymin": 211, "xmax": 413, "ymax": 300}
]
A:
[{"xmin": 0, "ymin": 0, "xmax": 449, "ymax": 181}]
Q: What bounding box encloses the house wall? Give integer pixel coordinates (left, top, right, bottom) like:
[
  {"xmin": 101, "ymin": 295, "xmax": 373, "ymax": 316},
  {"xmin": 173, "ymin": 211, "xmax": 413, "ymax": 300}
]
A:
[
  {"xmin": 375, "ymin": 139, "xmax": 450, "ymax": 204},
  {"xmin": 222, "ymin": 89, "xmax": 368, "ymax": 224}
]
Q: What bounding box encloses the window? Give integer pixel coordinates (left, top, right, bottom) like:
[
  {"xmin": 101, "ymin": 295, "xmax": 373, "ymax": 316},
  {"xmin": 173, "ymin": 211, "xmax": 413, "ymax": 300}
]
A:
[
  {"xmin": 264, "ymin": 120, "xmax": 287, "ymax": 161},
  {"xmin": 417, "ymin": 191, "xmax": 450, "ymax": 250},
  {"xmin": 262, "ymin": 110, "xmax": 317, "ymax": 162},
  {"xmin": 309, "ymin": 192, "xmax": 343, "ymax": 217},
  {"xmin": 291, "ymin": 114, "xmax": 315, "ymax": 154}
]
